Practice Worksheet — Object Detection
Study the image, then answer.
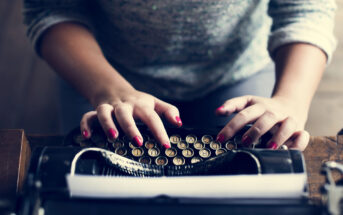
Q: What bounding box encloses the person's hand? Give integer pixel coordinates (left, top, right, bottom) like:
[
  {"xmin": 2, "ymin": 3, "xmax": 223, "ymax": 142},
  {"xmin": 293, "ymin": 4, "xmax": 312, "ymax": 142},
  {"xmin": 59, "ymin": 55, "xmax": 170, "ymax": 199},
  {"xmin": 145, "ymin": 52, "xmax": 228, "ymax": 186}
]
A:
[
  {"xmin": 80, "ymin": 89, "xmax": 182, "ymax": 148},
  {"xmin": 215, "ymin": 95, "xmax": 310, "ymax": 151}
]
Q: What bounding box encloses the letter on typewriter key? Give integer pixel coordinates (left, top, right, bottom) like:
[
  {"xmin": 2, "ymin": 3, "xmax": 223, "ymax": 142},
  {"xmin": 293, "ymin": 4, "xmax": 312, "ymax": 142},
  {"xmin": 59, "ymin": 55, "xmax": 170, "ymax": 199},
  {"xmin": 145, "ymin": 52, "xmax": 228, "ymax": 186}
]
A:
[
  {"xmin": 139, "ymin": 156, "xmax": 152, "ymax": 164},
  {"xmin": 144, "ymin": 140, "xmax": 156, "ymax": 149},
  {"xmin": 201, "ymin": 135, "xmax": 213, "ymax": 144},
  {"xmin": 215, "ymin": 148, "xmax": 227, "ymax": 156},
  {"xmin": 210, "ymin": 141, "xmax": 221, "ymax": 150},
  {"xmin": 165, "ymin": 148, "xmax": 177, "ymax": 158},
  {"xmin": 170, "ymin": 135, "xmax": 181, "ymax": 144},
  {"xmin": 194, "ymin": 141, "xmax": 205, "ymax": 150},
  {"xmin": 115, "ymin": 147, "xmax": 127, "ymax": 156},
  {"xmin": 177, "ymin": 141, "xmax": 189, "ymax": 150},
  {"xmin": 148, "ymin": 147, "xmax": 160, "ymax": 157},
  {"xmin": 112, "ymin": 140, "xmax": 124, "ymax": 149},
  {"xmin": 199, "ymin": 148, "xmax": 211, "ymax": 159},
  {"xmin": 155, "ymin": 156, "xmax": 168, "ymax": 166},
  {"xmin": 173, "ymin": 156, "xmax": 185, "ymax": 166},
  {"xmin": 182, "ymin": 148, "xmax": 194, "ymax": 158},
  {"xmin": 225, "ymin": 141, "xmax": 236, "ymax": 150},
  {"xmin": 132, "ymin": 148, "xmax": 144, "ymax": 157},
  {"xmin": 185, "ymin": 135, "xmax": 197, "ymax": 144}
]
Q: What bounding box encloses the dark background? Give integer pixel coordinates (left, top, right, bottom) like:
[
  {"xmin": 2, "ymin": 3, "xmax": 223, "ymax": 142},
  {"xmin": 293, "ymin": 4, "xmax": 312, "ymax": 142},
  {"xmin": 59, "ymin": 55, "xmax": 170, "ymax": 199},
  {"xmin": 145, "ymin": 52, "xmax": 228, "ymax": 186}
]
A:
[{"xmin": 0, "ymin": 0, "xmax": 342, "ymax": 135}]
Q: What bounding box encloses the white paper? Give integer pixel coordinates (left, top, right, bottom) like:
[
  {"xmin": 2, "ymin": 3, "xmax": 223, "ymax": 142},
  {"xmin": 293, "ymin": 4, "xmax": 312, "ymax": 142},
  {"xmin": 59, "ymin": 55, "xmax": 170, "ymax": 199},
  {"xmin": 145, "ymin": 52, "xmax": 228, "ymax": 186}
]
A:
[{"xmin": 66, "ymin": 173, "xmax": 307, "ymax": 199}]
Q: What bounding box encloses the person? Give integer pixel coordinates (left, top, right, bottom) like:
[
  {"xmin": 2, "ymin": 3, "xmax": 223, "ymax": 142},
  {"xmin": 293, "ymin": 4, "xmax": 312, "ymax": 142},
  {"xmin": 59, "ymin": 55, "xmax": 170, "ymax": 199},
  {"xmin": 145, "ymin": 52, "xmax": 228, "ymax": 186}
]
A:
[{"xmin": 23, "ymin": 0, "xmax": 336, "ymax": 150}]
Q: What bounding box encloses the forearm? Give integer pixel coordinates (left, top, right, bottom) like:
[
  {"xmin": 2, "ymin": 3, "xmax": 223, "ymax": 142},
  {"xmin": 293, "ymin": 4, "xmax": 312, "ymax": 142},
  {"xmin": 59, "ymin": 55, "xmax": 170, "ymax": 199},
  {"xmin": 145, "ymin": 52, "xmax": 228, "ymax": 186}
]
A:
[
  {"xmin": 272, "ymin": 43, "xmax": 327, "ymax": 114},
  {"xmin": 40, "ymin": 22, "xmax": 135, "ymax": 106}
]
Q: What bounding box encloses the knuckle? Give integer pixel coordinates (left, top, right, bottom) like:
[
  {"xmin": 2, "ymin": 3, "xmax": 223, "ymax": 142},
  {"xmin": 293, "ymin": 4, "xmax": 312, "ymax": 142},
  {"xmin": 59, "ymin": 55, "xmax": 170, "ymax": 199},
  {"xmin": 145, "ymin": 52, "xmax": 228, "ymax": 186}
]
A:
[
  {"xmin": 237, "ymin": 111, "xmax": 249, "ymax": 121},
  {"xmin": 114, "ymin": 103, "xmax": 130, "ymax": 115},
  {"xmin": 264, "ymin": 110, "xmax": 278, "ymax": 121},
  {"xmin": 96, "ymin": 103, "xmax": 110, "ymax": 112},
  {"xmin": 285, "ymin": 116, "xmax": 297, "ymax": 128}
]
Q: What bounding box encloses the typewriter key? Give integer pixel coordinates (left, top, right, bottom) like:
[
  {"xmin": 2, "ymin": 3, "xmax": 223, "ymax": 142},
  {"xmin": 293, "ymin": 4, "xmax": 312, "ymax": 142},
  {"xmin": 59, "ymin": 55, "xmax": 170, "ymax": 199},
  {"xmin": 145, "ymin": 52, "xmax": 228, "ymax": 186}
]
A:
[
  {"xmin": 145, "ymin": 140, "xmax": 156, "ymax": 149},
  {"xmin": 148, "ymin": 147, "xmax": 160, "ymax": 157},
  {"xmin": 210, "ymin": 141, "xmax": 221, "ymax": 150},
  {"xmin": 199, "ymin": 148, "xmax": 211, "ymax": 159},
  {"xmin": 165, "ymin": 148, "xmax": 177, "ymax": 158},
  {"xmin": 173, "ymin": 156, "xmax": 185, "ymax": 166},
  {"xmin": 122, "ymin": 135, "xmax": 131, "ymax": 143},
  {"xmin": 215, "ymin": 148, "xmax": 227, "ymax": 156},
  {"xmin": 128, "ymin": 142, "xmax": 136, "ymax": 149},
  {"xmin": 112, "ymin": 140, "xmax": 124, "ymax": 149},
  {"xmin": 177, "ymin": 141, "xmax": 189, "ymax": 150},
  {"xmin": 182, "ymin": 148, "xmax": 194, "ymax": 158},
  {"xmin": 225, "ymin": 141, "xmax": 236, "ymax": 150},
  {"xmin": 132, "ymin": 147, "xmax": 144, "ymax": 157},
  {"xmin": 190, "ymin": 156, "xmax": 203, "ymax": 164},
  {"xmin": 201, "ymin": 135, "xmax": 213, "ymax": 144},
  {"xmin": 194, "ymin": 141, "xmax": 205, "ymax": 150},
  {"xmin": 139, "ymin": 156, "xmax": 152, "ymax": 164},
  {"xmin": 185, "ymin": 134, "xmax": 197, "ymax": 144},
  {"xmin": 155, "ymin": 156, "xmax": 168, "ymax": 166},
  {"xmin": 115, "ymin": 147, "xmax": 127, "ymax": 156},
  {"xmin": 170, "ymin": 135, "xmax": 181, "ymax": 144}
]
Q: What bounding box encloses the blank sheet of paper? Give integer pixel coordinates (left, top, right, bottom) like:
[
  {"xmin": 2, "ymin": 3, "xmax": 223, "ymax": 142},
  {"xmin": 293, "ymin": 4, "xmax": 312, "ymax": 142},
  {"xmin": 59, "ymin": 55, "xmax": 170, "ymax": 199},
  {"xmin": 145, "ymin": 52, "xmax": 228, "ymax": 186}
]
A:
[{"xmin": 67, "ymin": 174, "xmax": 306, "ymax": 199}]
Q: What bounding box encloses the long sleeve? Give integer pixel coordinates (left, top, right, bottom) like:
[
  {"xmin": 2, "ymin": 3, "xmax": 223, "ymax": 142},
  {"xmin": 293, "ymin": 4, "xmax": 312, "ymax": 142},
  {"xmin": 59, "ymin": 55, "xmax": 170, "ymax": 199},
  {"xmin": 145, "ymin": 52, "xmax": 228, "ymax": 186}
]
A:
[
  {"xmin": 268, "ymin": 0, "xmax": 337, "ymax": 63},
  {"xmin": 23, "ymin": 0, "xmax": 93, "ymax": 55}
]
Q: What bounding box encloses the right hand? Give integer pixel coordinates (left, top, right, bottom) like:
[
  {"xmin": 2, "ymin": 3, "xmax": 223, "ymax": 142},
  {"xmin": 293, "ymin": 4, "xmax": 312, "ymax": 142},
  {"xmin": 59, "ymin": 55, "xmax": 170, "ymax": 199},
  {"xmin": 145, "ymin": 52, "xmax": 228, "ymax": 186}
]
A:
[{"xmin": 80, "ymin": 89, "xmax": 182, "ymax": 148}]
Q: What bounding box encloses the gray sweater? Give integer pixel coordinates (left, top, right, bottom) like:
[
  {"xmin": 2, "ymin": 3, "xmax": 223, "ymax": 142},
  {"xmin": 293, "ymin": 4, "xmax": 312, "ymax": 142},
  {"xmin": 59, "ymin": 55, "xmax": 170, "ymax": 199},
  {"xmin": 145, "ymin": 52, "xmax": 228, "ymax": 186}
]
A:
[{"xmin": 23, "ymin": 0, "xmax": 337, "ymax": 100}]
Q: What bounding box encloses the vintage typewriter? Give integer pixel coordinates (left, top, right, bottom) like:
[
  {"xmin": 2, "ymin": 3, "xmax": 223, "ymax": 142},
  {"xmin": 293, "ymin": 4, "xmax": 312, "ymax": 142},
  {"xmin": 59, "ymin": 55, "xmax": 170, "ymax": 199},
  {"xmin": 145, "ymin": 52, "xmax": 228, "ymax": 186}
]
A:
[{"xmin": 17, "ymin": 124, "xmax": 325, "ymax": 215}]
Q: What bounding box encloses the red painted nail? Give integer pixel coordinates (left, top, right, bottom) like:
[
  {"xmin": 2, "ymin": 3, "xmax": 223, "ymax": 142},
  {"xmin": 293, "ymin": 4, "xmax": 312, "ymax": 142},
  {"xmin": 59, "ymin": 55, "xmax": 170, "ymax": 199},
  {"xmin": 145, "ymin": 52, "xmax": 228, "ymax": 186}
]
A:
[
  {"xmin": 268, "ymin": 141, "xmax": 278, "ymax": 150},
  {"xmin": 175, "ymin": 116, "xmax": 182, "ymax": 127},
  {"xmin": 242, "ymin": 135, "xmax": 252, "ymax": 146},
  {"xmin": 163, "ymin": 142, "xmax": 171, "ymax": 149},
  {"xmin": 108, "ymin": 128, "xmax": 117, "ymax": 139},
  {"xmin": 82, "ymin": 130, "xmax": 89, "ymax": 138},
  {"xmin": 133, "ymin": 136, "xmax": 143, "ymax": 147},
  {"xmin": 216, "ymin": 106, "xmax": 224, "ymax": 112},
  {"xmin": 216, "ymin": 134, "xmax": 225, "ymax": 143}
]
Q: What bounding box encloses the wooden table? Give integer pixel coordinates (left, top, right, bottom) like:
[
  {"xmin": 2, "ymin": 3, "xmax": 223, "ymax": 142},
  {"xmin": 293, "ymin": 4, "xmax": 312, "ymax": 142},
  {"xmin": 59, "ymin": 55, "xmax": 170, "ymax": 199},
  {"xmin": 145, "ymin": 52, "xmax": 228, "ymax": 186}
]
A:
[{"xmin": 0, "ymin": 129, "xmax": 342, "ymax": 203}]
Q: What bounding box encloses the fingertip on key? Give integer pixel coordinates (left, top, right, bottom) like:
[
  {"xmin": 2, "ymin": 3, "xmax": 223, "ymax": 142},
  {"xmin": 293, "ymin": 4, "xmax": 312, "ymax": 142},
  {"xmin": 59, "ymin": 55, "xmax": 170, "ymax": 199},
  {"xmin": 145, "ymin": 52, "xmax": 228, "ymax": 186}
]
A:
[
  {"xmin": 216, "ymin": 134, "xmax": 226, "ymax": 143},
  {"xmin": 82, "ymin": 130, "xmax": 89, "ymax": 138},
  {"xmin": 133, "ymin": 136, "xmax": 143, "ymax": 147},
  {"xmin": 175, "ymin": 116, "xmax": 182, "ymax": 127}
]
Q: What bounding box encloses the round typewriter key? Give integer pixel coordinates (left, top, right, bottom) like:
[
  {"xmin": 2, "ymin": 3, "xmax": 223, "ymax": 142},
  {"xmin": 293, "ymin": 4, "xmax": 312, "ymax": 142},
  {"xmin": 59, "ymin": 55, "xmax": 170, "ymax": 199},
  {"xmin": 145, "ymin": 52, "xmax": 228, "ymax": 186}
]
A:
[
  {"xmin": 201, "ymin": 135, "xmax": 213, "ymax": 144},
  {"xmin": 190, "ymin": 156, "xmax": 203, "ymax": 164},
  {"xmin": 215, "ymin": 148, "xmax": 227, "ymax": 156},
  {"xmin": 165, "ymin": 148, "xmax": 177, "ymax": 158},
  {"xmin": 112, "ymin": 140, "xmax": 124, "ymax": 149},
  {"xmin": 115, "ymin": 147, "xmax": 127, "ymax": 156},
  {"xmin": 170, "ymin": 135, "xmax": 181, "ymax": 144},
  {"xmin": 210, "ymin": 141, "xmax": 221, "ymax": 150},
  {"xmin": 177, "ymin": 141, "xmax": 189, "ymax": 150},
  {"xmin": 173, "ymin": 156, "xmax": 185, "ymax": 166},
  {"xmin": 182, "ymin": 148, "xmax": 194, "ymax": 158},
  {"xmin": 194, "ymin": 141, "xmax": 205, "ymax": 150},
  {"xmin": 148, "ymin": 147, "xmax": 160, "ymax": 157},
  {"xmin": 144, "ymin": 140, "xmax": 156, "ymax": 149},
  {"xmin": 139, "ymin": 156, "xmax": 152, "ymax": 164},
  {"xmin": 155, "ymin": 156, "xmax": 168, "ymax": 166},
  {"xmin": 225, "ymin": 141, "xmax": 236, "ymax": 150},
  {"xmin": 185, "ymin": 134, "xmax": 197, "ymax": 144},
  {"xmin": 199, "ymin": 148, "xmax": 211, "ymax": 159},
  {"xmin": 128, "ymin": 142, "xmax": 136, "ymax": 149},
  {"xmin": 131, "ymin": 147, "xmax": 144, "ymax": 157}
]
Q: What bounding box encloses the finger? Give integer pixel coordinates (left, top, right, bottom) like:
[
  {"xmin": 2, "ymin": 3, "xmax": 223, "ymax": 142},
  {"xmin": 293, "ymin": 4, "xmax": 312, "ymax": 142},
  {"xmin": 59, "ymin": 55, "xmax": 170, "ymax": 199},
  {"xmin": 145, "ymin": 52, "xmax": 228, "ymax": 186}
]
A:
[
  {"xmin": 216, "ymin": 104, "xmax": 265, "ymax": 143},
  {"xmin": 215, "ymin": 95, "xmax": 254, "ymax": 116},
  {"xmin": 242, "ymin": 111, "xmax": 282, "ymax": 147},
  {"xmin": 80, "ymin": 111, "xmax": 97, "ymax": 139},
  {"xmin": 135, "ymin": 106, "xmax": 171, "ymax": 149},
  {"xmin": 154, "ymin": 98, "xmax": 182, "ymax": 127},
  {"xmin": 114, "ymin": 103, "xmax": 143, "ymax": 147},
  {"xmin": 287, "ymin": 130, "xmax": 310, "ymax": 151},
  {"xmin": 265, "ymin": 117, "xmax": 297, "ymax": 149},
  {"xmin": 96, "ymin": 104, "xmax": 119, "ymax": 141}
]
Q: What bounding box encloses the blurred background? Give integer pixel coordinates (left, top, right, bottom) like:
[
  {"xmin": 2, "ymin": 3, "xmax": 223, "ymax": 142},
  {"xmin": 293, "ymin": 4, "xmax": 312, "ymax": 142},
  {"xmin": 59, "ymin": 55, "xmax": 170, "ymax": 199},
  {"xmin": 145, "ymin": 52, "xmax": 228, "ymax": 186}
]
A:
[{"xmin": 0, "ymin": 0, "xmax": 342, "ymax": 136}]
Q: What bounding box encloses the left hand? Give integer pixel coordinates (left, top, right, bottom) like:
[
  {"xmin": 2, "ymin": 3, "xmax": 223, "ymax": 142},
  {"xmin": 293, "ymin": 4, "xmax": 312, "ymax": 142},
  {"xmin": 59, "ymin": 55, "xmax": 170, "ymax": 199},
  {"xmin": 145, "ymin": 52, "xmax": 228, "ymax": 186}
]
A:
[{"xmin": 215, "ymin": 95, "xmax": 310, "ymax": 151}]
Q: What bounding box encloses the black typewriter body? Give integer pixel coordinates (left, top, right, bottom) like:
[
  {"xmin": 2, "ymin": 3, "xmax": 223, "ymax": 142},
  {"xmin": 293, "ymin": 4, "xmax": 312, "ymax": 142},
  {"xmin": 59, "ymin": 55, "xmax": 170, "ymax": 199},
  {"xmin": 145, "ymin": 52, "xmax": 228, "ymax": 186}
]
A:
[{"xmin": 16, "ymin": 125, "xmax": 325, "ymax": 215}]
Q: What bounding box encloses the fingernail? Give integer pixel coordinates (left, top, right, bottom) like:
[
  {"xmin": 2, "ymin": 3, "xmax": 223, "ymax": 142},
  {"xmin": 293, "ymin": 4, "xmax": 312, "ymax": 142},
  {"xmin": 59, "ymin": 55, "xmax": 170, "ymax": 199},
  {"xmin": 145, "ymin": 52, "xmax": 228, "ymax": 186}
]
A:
[
  {"xmin": 216, "ymin": 134, "xmax": 225, "ymax": 143},
  {"xmin": 268, "ymin": 141, "xmax": 278, "ymax": 150},
  {"xmin": 242, "ymin": 135, "xmax": 252, "ymax": 146},
  {"xmin": 216, "ymin": 106, "xmax": 224, "ymax": 112},
  {"xmin": 175, "ymin": 116, "xmax": 182, "ymax": 127},
  {"xmin": 133, "ymin": 136, "xmax": 143, "ymax": 147},
  {"xmin": 163, "ymin": 142, "xmax": 171, "ymax": 149},
  {"xmin": 108, "ymin": 128, "xmax": 117, "ymax": 139},
  {"xmin": 82, "ymin": 130, "xmax": 89, "ymax": 138}
]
